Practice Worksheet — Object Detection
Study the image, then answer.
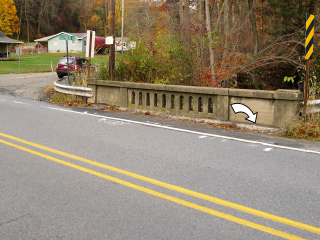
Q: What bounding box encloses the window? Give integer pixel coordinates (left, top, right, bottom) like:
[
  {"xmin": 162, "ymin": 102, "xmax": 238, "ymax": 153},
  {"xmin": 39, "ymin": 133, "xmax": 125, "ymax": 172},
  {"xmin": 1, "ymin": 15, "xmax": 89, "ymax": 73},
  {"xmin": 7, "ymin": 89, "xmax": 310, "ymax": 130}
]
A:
[
  {"xmin": 154, "ymin": 93, "xmax": 158, "ymax": 107},
  {"xmin": 198, "ymin": 97, "xmax": 203, "ymax": 112},
  {"xmin": 162, "ymin": 94, "xmax": 166, "ymax": 108},
  {"xmin": 131, "ymin": 91, "xmax": 135, "ymax": 104},
  {"xmin": 146, "ymin": 93, "xmax": 150, "ymax": 106},
  {"xmin": 171, "ymin": 95, "xmax": 175, "ymax": 109},
  {"xmin": 208, "ymin": 98, "xmax": 213, "ymax": 113},
  {"xmin": 179, "ymin": 96, "xmax": 184, "ymax": 110},
  {"xmin": 189, "ymin": 96, "xmax": 193, "ymax": 111},
  {"xmin": 139, "ymin": 92, "xmax": 142, "ymax": 105}
]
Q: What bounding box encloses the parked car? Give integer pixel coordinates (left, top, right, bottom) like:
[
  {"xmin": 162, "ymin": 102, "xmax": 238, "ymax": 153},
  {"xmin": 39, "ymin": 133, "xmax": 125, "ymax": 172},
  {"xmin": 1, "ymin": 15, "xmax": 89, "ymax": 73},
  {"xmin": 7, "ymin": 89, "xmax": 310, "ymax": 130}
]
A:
[{"xmin": 56, "ymin": 56, "xmax": 89, "ymax": 78}]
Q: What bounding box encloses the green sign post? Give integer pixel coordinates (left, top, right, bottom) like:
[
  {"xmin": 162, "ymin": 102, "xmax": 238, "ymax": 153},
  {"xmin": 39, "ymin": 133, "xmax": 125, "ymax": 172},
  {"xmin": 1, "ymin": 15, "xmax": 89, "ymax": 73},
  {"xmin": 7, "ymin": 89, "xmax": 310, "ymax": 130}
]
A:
[
  {"xmin": 16, "ymin": 47, "xmax": 22, "ymax": 74},
  {"xmin": 59, "ymin": 34, "xmax": 75, "ymax": 84},
  {"xmin": 59, "ymin": 35, "xmax": 75, "ymax": 41}
]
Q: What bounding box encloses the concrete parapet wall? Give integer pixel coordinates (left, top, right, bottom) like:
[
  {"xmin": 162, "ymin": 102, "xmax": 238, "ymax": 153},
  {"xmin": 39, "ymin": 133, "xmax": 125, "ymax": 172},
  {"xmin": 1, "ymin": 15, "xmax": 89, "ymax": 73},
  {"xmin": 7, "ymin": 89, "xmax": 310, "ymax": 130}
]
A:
[{"xmin": 87, "ymin": 79, "xmax": 303, "ymax": 128}]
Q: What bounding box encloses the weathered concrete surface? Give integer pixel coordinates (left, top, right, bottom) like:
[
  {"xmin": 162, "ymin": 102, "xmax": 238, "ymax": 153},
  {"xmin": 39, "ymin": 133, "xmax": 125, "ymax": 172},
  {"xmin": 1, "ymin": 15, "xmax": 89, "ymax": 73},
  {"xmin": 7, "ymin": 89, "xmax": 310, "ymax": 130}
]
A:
[{"xmin": 87, "ymin": 80, "xmax": 303, "ymax": 128}]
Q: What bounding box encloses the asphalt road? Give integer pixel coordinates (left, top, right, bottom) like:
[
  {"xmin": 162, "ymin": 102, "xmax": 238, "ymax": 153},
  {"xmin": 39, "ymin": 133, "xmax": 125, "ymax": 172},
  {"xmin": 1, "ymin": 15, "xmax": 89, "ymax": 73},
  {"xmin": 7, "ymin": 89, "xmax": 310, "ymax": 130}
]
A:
[
  {"xmin": 0, "ymin": 72, "xmax": 58, "ymax": 101},
  {"xmin": 0, "ymin": 73, "xmax": 320, "ymax": 239}
]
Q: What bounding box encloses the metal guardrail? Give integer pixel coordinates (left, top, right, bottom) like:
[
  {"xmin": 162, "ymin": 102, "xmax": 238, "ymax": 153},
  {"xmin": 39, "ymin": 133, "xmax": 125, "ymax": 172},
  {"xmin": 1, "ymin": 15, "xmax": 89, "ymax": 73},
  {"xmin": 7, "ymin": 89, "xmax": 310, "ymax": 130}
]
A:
[
  {"xmin": 54, "ymin": 81, "xmax": 93, "ymax": 98},
  {"xmin": 300, "ymin": 99, "xmax": 320, "ymax": 115}
]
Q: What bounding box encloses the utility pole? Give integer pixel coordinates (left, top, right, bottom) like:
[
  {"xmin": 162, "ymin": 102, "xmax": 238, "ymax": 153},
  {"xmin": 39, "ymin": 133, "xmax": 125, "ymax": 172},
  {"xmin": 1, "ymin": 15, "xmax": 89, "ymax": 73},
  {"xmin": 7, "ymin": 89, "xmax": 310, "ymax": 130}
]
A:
[
  {"xmin": 121, "ymin": 0, "xmax": 124, "ymax": 54},
  {"xmin": 88, "ymin": 31, "xmax": 92, "ymax": 79},
  {"xmin": 109, "ymin": 0, "xmax": 116, "ymax": 81}
]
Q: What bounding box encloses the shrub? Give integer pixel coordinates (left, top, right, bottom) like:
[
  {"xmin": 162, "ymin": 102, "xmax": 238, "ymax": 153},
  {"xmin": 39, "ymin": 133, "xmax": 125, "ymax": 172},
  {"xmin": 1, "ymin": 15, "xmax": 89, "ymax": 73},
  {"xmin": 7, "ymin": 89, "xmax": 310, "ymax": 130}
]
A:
[{"xmin": 115, "ymin": 30, "xmax": 195, "ymax": 85}]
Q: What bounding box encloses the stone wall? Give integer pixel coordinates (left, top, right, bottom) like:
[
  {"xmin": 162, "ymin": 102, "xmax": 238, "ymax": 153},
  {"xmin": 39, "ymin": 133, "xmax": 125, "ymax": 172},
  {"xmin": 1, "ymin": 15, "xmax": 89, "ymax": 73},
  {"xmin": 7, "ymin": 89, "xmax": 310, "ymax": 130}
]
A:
[{"xmin": 87, "ymin": 79, "xmax": 303, "ymax": 128}]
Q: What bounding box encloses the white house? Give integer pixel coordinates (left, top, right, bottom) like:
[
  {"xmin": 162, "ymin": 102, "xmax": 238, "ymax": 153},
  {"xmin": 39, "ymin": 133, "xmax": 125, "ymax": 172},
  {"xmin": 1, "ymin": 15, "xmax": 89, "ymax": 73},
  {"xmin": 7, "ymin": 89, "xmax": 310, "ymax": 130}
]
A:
[{"xmin": 35, "ymin": 32, "xmax": 87, "ymax": 53}]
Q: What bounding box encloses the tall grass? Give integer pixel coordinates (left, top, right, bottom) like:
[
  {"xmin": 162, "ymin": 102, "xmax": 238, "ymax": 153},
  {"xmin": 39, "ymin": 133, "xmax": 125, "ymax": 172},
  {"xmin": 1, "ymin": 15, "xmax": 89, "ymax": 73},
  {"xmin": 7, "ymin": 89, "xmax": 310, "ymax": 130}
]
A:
[{"xmin": 284, "ymin": 113, "xmax": 320, "ymax": 141}]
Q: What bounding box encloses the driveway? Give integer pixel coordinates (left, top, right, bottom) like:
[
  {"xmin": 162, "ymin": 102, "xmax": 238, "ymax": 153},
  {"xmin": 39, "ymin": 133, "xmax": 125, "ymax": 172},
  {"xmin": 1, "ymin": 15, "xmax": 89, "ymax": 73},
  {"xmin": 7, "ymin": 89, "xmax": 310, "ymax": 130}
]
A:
[{"xmin": 0, "ymin": 72, "xmax": 58, "ymax": 101}]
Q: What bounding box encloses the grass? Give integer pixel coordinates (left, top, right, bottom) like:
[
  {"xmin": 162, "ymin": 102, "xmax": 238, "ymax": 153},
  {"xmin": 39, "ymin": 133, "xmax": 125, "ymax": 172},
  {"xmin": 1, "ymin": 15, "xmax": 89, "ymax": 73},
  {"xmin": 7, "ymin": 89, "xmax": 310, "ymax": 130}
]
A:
[
  {"xmin": 45, "ymin": 85, "xmax": 91, "ymax": 107},
  {"xmin": 0, "ymin": 52, "xmax": 109, "ymax": 74},
  {"xmin": 284, "ymin": 113, "xmax": 320, "ymax": 141}
]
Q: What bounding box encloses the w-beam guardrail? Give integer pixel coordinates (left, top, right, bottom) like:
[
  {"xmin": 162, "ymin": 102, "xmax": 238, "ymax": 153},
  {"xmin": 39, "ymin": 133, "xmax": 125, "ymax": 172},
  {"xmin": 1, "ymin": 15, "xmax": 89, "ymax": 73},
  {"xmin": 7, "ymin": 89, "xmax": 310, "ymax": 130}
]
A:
[
  {"xmin": 54, "ymin": 81, "xmax": 93, "ymax": 98},
  {"xmin": 301, "ymin": 99, "xmax": 320, "ymax": 115}
]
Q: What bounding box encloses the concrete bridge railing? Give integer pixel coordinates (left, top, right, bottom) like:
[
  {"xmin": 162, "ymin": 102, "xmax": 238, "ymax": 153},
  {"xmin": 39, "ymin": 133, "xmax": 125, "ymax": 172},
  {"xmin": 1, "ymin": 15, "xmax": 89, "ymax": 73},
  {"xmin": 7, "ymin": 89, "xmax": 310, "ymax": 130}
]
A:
[{"xmin": 87, "ymin": 79, "xmax": 303, "ymax": 128}]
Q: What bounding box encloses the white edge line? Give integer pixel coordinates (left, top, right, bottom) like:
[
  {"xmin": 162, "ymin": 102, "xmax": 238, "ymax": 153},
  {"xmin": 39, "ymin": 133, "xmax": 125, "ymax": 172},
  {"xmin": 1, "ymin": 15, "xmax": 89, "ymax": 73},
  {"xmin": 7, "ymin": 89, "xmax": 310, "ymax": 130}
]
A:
[
  {"xmin": 43, "ymin": 106, "xmax": 320, "ymax": 155},
  {"xmin": 13, "ymin": 101, "xmax": 30, "ymax": 105}
]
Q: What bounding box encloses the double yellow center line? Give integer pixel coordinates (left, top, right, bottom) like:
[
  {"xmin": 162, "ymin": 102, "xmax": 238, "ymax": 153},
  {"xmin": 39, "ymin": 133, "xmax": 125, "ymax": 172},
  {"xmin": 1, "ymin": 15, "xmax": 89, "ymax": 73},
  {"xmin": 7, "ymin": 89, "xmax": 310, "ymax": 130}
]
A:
[{"xmin": 0, "ymin": 132, "xmax": 319, "ymax": 239}]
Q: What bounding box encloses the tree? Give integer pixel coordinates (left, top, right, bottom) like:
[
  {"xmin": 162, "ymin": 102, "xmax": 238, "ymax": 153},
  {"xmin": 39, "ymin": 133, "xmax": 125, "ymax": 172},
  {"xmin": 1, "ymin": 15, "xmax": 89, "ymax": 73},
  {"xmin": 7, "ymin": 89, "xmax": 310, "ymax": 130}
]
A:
[
  {"xmin": 179, "ymin": 0, "xmax": 191, "ymax": 45},
  {"xmin": 266, "ymin": 0, "xmax": 317, "ymax": 36},
  {"xmin": 0, "ymin": 0, "xmax": 19, "ymax": 36},
  {"xmin": 248, "ymin": 0, "xmax": 259, "ymax": 56},
  {"xmin": 205, "ymin": 0, "xmax": 216, "ymax": 84},
  {"xmin": 87, "ymin": 14, "xmax": 104, "ymax": 35}
]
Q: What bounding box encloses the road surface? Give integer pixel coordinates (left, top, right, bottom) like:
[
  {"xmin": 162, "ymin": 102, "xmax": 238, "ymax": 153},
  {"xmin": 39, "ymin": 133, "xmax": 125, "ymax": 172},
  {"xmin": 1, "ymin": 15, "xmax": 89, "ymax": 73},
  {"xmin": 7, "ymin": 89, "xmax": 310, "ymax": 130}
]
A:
[{"xmin": 0, "ymin": 72, "xmax": 57, "ymax": 101}]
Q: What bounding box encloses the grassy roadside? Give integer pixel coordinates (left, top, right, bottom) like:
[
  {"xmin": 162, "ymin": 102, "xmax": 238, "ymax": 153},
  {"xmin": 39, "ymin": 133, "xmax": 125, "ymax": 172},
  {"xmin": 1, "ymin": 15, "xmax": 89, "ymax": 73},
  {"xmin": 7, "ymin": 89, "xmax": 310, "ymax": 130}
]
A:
[
  {"xmin": 284, "ymin": 114, "xmax": 320, "ymax": 141},
  {"xmin": 44, "ymin": 85, "xmax": 92, "ymax": 107},
  {"xmin": 0, "ymin": 52, "xmax": 109, "ymax": 74}
]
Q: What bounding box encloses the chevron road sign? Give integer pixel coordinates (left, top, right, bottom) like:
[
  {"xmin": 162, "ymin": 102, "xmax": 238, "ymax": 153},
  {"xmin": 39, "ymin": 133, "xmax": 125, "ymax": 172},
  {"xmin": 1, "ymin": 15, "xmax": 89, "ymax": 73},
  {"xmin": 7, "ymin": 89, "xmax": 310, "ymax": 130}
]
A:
[
  {"xmin": 305, "ymin": 14, "xmax": 314, "ymax": 60},
  {"xmin": 304, "ymin": 14, "xmax": 315, "ymax": 114}
]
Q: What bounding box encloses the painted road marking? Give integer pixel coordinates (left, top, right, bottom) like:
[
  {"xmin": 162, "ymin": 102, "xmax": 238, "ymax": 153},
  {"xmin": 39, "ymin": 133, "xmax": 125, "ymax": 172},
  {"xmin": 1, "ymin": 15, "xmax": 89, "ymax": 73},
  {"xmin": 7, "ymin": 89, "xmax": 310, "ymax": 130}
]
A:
[
  {"xmin": 13, "ymin": 101, "xmax": 30, "ymax": 105},
  {"xmin": 98, "ymin": 118, "xmax": 130, "ymax": 125},
  {"xmin": 1, "ymin": 132, "xmax": 320, "ymax": 237},
  {"xmin": 264, "ymin": 148, "xmax": 273, "ymax": 152},
  {"xmin": 199, "ymin": 136, "xmax": 207, "ymax": 139},
  {"xmin": 0, "ymin": 137, "xmax": 310, "ymax": 240},
  {"xmin": 18, "ymin": 73, "xmax": 55, "ymax": 79},
  {"xmin": 42, "ymin": 107, "xmax": 320, "ymax": 155}
]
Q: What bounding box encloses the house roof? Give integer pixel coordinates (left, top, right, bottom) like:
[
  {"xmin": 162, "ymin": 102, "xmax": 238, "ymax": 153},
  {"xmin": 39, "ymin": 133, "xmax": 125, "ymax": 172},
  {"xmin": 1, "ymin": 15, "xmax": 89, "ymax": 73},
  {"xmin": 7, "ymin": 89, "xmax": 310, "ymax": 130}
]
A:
[
  {"xmin": 34, "ymin": 32, "xmax": 87, "ymax": 42},
  {"xmin": 22, "ymin": 42, "xmax": 37, "ymax": 47},
  {"xmin": 22, "ymin": 42, "xmax": 43, "ymax": 48},
  {"xmin": 0, "ymin": 30, "xmax": 23, "ymax": 44},
  {"xmin": 34, "ymin": 35, "xmax": 52, "ymax": 42}
]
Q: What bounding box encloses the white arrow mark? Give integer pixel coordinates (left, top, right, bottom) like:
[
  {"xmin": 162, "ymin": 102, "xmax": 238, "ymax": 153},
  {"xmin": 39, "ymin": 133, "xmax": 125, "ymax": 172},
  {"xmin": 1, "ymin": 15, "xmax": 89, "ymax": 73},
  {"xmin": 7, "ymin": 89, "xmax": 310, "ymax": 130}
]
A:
[{"xmin": 231, "ymin": 103, "xmax": 258, "ymax": 123}]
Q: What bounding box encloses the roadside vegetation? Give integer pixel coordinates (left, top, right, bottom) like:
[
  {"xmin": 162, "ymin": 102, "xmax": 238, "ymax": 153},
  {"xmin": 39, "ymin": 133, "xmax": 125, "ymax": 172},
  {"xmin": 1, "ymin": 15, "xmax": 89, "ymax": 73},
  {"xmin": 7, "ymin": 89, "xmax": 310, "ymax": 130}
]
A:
[
  {"xmin": 284, "ymin": 113, "xmax": 320, "ymax": 141},
  {"xmin": 44, "ymin": 85, "xmax": 91, "ymax": 107}
]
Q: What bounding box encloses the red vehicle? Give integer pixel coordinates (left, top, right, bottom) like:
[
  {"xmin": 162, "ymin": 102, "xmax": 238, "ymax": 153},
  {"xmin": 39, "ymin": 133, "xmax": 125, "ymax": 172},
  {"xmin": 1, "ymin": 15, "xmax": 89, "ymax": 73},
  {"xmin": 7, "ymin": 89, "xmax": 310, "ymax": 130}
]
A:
[{"xmin": 56, "ymin": 56, "xmax": 88, "ymax": 78}]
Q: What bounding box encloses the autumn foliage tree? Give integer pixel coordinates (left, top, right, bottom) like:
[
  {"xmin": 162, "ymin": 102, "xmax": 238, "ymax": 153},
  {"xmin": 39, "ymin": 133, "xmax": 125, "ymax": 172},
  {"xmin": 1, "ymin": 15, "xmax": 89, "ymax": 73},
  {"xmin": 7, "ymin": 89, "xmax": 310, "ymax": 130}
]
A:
[{"xmin": 0, "ymin": 0, "xmax": 19, "ymax": 36}]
